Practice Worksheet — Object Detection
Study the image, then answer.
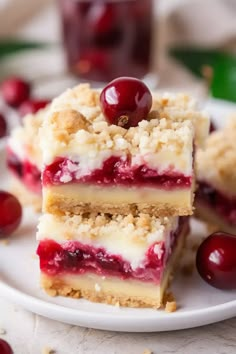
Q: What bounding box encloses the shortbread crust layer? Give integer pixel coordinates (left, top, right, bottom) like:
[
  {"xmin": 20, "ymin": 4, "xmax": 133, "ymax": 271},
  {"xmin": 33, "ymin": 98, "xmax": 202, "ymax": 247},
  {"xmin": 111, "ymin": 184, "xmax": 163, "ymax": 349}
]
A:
[
  {"xmin": 43, "ymin": 184, "xmax": 194, "ymax": 216},
  {"xmin": 40, "ymin": 224, "xmax": 187, "ymax": 308}
]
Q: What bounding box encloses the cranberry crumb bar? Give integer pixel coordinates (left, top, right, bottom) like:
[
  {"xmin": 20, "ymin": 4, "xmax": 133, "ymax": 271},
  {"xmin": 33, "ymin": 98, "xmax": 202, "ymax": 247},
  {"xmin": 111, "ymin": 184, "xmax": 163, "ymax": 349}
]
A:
[
  {"xmin": 37, "ymin": 213, "xmax": 189, "ymax": 308},
  {"xmin": 40, "ymin": 84, "xmax": 209, "ymax": 217},
  {"xmin": 196, "ymin": 117, "xmax": 236, "ymax": 233},
  {"xmin": 7, "ymin": 108, "xmax": 47, "ymax": 211}
]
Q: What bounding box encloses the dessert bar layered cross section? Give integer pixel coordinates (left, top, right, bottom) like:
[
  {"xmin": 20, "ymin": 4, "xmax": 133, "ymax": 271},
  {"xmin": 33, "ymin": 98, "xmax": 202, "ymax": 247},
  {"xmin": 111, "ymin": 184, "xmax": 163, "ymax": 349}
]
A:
[
  {"xmin": 40, "ymin": 84, "xmax": 209, "ymax": 217},
  {"xmin": 37, "ymin": 212, "xmax": 189, "ymax": 308},
  {"xmin": 7, "ymin": 108, "xmax": 47, "ymax": 211},
  {"xmin": 196, "ymin": 117, "xmax": 236, "ymax": 233}
]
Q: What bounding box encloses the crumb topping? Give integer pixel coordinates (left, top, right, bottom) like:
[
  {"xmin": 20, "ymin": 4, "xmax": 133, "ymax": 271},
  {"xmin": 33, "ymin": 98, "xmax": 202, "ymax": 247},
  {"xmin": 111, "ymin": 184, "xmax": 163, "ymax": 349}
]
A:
[
  {"xmin": 40, "ymin": 84, "xmax": 209, "ymax": 166},
  {"xmin": 197, "ymin": 115, "xmax": 236, "ymax": 196},
  {"xmin": 37, "ymin": 212, "xmax": 177, "ymax": 244}
]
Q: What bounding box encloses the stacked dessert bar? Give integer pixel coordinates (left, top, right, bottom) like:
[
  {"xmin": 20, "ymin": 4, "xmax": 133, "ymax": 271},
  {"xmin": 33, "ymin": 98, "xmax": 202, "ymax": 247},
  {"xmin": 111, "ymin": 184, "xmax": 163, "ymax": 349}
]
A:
[
  {"xmin": 36, "ymin": 82, "xmax": 209, "ymax": 308},
  {"xmin": 196, "ymin": 116, "xmax": 236, "ymax": 234},
  {"xmin": 7, "ymin": 107, "xmax": 48, "ymax": 211}
]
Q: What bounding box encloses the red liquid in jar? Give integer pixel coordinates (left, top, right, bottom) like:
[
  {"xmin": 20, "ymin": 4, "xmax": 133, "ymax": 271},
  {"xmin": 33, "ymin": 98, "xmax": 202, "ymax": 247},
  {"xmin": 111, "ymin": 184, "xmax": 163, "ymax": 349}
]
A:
[{"xmin": 58, "ymin": 0, "xmax": 154, "ymax": 82}]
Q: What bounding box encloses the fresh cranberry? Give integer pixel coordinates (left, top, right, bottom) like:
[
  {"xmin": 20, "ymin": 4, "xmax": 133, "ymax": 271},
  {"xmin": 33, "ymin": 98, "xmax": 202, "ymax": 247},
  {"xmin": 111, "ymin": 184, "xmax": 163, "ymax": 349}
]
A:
[
  {"xmin": 100, "ymin": 77, "xmax": 152, "ymax": 128},
  {"xmin": 0, "ymin": 338, "xmax": 13, "ymax": 354},
  {"xmin": 196, "ymin": 232, "xmax": 236, "ymax": 290},
  {"xmin": 1, "ymin": 77, "xmax": 31, "ymax": 108},
  {"xmin": 0, "ymin": 113, "xmax": 7, "ymax": 138},
  {"xmin": 19, "ymin": 99, "xmax": 50, "ymax": 117},
  {"xmin": 0, "ymin": 191, "xmax": 22, "ymax": 238}
]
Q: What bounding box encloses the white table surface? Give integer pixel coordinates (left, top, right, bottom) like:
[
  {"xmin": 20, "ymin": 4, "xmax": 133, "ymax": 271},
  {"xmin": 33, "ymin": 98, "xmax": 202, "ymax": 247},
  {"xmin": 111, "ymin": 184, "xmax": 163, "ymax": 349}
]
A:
[
  {"xmin": 1, "ymin": 297, "xmax": 236, "ymax": 354},
  {"xmin": 1, "ymin": 2, "xmax": 236, "ymax": 353}
]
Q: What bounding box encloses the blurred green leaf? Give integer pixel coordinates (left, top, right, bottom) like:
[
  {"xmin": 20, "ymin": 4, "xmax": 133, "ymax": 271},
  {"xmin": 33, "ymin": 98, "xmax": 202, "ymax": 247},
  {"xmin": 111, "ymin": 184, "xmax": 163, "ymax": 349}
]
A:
[
  {"xmin": 211, "ymin": 54, "xmax": 236, "ymax": 102},
  {"xmin": 169, "ymin": 47, "xmax": 222, "ymax": 78},
  {"xmin": 169, "ymin": 47, "xmax": 236, "ymax": 102},
  {"xmin": 0, "ymin": 40, "xmax": 49, "ymax": 59}
]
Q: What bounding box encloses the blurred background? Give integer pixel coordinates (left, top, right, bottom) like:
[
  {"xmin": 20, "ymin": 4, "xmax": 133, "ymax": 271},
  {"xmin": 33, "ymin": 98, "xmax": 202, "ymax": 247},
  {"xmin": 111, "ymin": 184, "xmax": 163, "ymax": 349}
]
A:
[{"xmin": 0, "ymin": 0, "xmax": 235, "ymax": 100}]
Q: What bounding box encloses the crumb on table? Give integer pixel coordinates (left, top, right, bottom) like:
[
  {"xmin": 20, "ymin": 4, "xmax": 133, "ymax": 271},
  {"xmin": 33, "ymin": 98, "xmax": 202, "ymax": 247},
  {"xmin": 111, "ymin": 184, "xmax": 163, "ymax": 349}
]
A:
[{"xmin": 42, "ymin": 347, "xmax": 55, "ymax": 354}]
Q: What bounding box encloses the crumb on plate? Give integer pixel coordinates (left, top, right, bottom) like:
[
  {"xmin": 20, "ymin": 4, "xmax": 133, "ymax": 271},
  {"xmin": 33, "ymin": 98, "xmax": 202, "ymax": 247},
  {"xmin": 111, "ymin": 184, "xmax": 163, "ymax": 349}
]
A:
[
  {"xmin": 0, "ymin": 239, "xmax": 10, "ymax": 246},
  {"xmin": 163, "ymin": 292, "xmax": 177, "ymax": 313},
  {"xmin": 42, "ymin": 346, "xmax": 55, "ymax": 354}
]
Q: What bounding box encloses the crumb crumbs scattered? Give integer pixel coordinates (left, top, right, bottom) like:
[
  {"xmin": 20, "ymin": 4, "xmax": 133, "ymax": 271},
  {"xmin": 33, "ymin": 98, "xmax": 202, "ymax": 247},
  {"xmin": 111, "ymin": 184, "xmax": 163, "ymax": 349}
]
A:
[
  {"xmin": 0, "ymin": 239, "xmax": 10, "ymax": 246},
  {"xmin": 0, "ymin": 328, "xmax": 6, "ymax": 335},
  {"xmin": 42, "ymin": 347, "xmax": 55, "ymax": 354},
  {"xmin": 143, "ymin": 349, "xmax": 153, "ymax": 354},
  {"xmin": 181, "ymin": 263, "xmax": 194, "ymax": 277},
  {"xmin": 163, "ymin": 292, "xmax": 177, "ymax": 313},
  {"xmin": 165, "ymin": 301, "xmax": 177, "ymax": 313}
]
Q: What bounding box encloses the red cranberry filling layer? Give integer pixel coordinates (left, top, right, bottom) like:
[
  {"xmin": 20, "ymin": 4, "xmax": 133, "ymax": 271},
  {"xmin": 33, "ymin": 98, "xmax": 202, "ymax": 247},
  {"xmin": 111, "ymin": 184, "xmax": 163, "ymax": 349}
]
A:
[
  {"xmin": 43, "ymin": 156, "xmax": 191, "ymax": 189},
  {"xmin": 197, "ymin": 182, "xmax": 236, "ymax": 224},
  {"xmin": 7, "ymin": 148, "xmax": 41, "ymax": 195},
  {"xmin": 37, "ymin": 217, "xmax": 188, "ymax": 282}
]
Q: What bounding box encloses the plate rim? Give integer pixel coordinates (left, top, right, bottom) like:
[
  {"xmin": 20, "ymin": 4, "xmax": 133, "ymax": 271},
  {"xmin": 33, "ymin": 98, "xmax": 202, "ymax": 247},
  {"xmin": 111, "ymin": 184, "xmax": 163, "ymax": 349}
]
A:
[{"xmin": 0, "ymin": 278, "xmax": 236, "ymax": 332}]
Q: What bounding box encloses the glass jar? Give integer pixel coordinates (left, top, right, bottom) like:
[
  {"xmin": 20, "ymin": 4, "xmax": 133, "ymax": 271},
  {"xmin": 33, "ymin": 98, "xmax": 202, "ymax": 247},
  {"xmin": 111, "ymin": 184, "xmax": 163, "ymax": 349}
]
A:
[{"xmin": 58, "ymin": 0, "xmax": 155, "ymax": 84}]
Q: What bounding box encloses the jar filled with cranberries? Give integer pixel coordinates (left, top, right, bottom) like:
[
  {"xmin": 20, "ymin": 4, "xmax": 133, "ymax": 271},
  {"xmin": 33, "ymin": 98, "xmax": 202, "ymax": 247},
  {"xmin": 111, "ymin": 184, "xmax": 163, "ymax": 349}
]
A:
[{"xmin": 58, "ymin": 0, "xmax": 155, "ymax": 84}]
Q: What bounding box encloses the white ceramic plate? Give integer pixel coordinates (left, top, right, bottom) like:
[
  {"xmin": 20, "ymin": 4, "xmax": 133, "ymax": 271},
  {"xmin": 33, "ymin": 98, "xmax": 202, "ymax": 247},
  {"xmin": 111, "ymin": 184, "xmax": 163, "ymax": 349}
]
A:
[{"xmin": 0, "ymin": 99, "xmax": 236, "ymax": 333}]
